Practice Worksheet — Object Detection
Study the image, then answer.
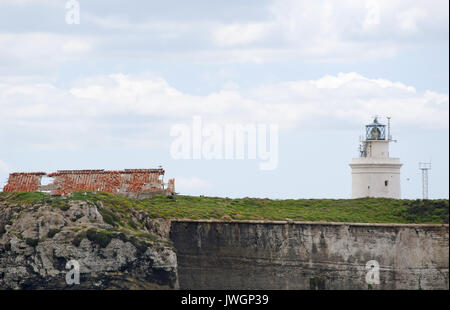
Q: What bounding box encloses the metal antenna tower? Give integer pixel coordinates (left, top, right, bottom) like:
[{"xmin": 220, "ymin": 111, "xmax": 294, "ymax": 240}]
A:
[{"xmin": 419, "ymin": 162, "xmax": 431, "ymax": 199}]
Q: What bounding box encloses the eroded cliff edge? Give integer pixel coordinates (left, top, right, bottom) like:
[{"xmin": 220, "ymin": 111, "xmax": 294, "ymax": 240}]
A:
[
  {"xmin": 171, "ymin": 220, "xmax": 449, "ymax": 290},
  {"xmin": 0, "ymin": 198, "xmax": 178, "ymax": 289},
  {"xmin": 1, "ymin": 192, "xmax": 448, "ymax": 290}
]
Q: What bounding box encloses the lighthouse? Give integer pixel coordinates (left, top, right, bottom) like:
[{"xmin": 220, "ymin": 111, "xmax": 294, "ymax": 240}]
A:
[{"xmin": 349, "ymin": 117, "xmax": 402, "ymax": 199}]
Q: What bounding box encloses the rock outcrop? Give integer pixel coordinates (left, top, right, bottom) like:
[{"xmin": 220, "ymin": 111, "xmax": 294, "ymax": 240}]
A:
[{"xmin": 0, "ymin": 199, "xmax": 178, "ymax": 289}]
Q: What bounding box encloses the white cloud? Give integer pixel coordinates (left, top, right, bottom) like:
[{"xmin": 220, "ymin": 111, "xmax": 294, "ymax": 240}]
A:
[
  {"xmin": 84, "ymin": 13, "xmax": 192, "ymax": 37},
  {"xmin": 0, "ymin": 0, "xmax": 60, "ymax": 6},
  {"xmin": 268, "ymin": 0, "xmax": 448, "ymax": 40},
  {"xmin": 62, "ymin": 39, "xmax": 91, "ymax": 54},
  {"xmin": 213, "ymin": 23, "xmax": 270, "ymax": 47},
  {"xmin": 397, "ymin": 7, "xmax": 428, "ymax": 33},
  {"xmin": 0, "ymin": 33, "xmax": 93, "ymax": 67},
  {"xmin": 249, "ymin": 72, "xmax": 448, "ymax": 129},
  {"xmin": 0, "ymin": 0, "xmax": 447, "ymax": 66},
  {"xmin": 0, "ymin": 72, "xmax": 447, "ymax": 152},
  {"xmin": 67, "ymin": 72, "xmax": 448, "ymax": 128},
  {"xmin": 206, "ymin": 0, "xmax": 448, "ymax": 62}
]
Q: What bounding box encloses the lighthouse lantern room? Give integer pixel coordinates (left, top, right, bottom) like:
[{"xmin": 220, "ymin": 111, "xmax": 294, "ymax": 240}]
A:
[{"xmin": 349, "ymin": 116, "xmax": 402, "ymax": 199}]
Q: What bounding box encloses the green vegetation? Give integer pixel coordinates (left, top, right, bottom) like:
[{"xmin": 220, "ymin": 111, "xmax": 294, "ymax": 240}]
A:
[
  {"xmin": 127, "ymin": 219, "xmax": 138, "ymax": 230},
  {"xmin": 86, "ymin": 228, "xmax": 113, "ymax": 248},
  {"xmin": 394, "ymin": 199, "xmax": 448, "ymax": 223},
  {"xmin": 47, "ymin": 228, "xmax": 61, "ymax": 238},
  {"xmin": 71, "ymin": 227, "xmax": 154, "ymax": 252},
  {"xmin": 0, "ymin": 191, "xmax": 49, "ymax": 204},
  {"xmin": 59, "ymin": 205, "xmax": 70, "ymax": 211},
  {"xmin": 97, "ymin": 207, "xmax": 121, "ymax": 227},
  {"xmin": 72, "ymin": 231, "xmax": 86, "ymax": 247},
  {"xmin": 25, "ymin": 238, "xmax": 39, "ymax": 247},
  {"xmin": 0, "ymin": 191, "xmax": 448, "ymax": 224}
]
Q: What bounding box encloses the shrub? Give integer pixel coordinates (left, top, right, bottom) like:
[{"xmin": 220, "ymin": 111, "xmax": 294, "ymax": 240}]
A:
[
  {"xmin": 47, "ymin": 228, "xmax": 61, "ymax": 238},
  {"xmin": 25, "ymin": 238, "xmax": 39, "ymax": 247},
  {"xmin": 59, "ymin": 205, "xmax": 70, "ymax": 211},
  {"xmin": 128, "ymin": 219, "xmax": 138, "ymax": 230},
  {"xmin": 73, "ymin": 213, "xmax": 84, "ymax": 221},
  {"xmin": 136, "ymin": 232, "xmax": 158, "ymax": 242},
  {"xmin": 72, "ymin": 231, "xmax": 86, "ymax": 247},
  {"xmin": 0, "ymin": 224, "xmax": 6, "ymax": 237},
  {"xmin": 394, "ymin": 199, "xmax": 449, "ymax": 223},
  {"xmin": 127, "ymin": 236, "xmax": 148, "ymax": 256},
  {"xmin": 98, "ymin": 209, "xmax": 121, "ymax": 227},
  {"xmin": 86, "ymin": 228, "xmax": 112, "ymax": 248}
]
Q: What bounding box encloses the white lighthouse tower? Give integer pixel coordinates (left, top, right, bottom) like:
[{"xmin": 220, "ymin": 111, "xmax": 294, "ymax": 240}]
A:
[{"xmin": 349, "ymin": 117, "xmax": 402, "ymax": 199}]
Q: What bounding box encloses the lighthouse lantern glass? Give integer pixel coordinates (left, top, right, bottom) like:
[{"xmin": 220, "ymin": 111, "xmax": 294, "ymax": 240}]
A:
[{"xmin": 365, "ymin": 117, "xmax": 386, "ymax": 140}]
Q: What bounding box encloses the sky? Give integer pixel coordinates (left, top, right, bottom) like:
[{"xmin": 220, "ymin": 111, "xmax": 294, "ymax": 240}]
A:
[{"xmin": 0, "ymin": 0, "xmax": 448, "ymax": 199}]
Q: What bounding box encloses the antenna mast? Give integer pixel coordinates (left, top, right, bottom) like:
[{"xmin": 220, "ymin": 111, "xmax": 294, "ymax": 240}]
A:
[{"xmin": 419, "ymin": 162, "xmax": 431, "ymax": 199}]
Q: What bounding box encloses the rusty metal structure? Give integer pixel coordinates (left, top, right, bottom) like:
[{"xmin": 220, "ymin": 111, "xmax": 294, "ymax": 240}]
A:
[{"xmin": 3, "ymin": 168, "xmax": 175, "ymax": 199}]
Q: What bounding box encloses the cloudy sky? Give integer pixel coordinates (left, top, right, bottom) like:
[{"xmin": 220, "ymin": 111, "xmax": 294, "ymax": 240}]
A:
[{"xmin": 0, "ymin": 0, "xmax": 448, "ymax": 199}]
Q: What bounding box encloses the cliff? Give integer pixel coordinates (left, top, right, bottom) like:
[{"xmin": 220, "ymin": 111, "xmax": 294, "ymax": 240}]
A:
[
  {"xmin": 0, "ymin": 193, "xmax": 178, "ymax": 289},
  {"xmin": 171, "ymin": 220, "xmax": 449, "ymax": 290},
  {"xmin": 0, "ymin": 191, "xmax": 448, "ymax": 290}
]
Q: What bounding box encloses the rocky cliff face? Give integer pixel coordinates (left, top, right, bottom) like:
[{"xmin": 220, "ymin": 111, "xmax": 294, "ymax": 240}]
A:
[
  {"xmin": 171, "ymin": 220, "xmax": 449, "ymax": 290},
  {"xmin": 0, "ymin": 199, "xmax": 178, "ymax": 289},
  {"xmin": 1, "ymin": 193, "xmax": 448, "ymax": 290}
]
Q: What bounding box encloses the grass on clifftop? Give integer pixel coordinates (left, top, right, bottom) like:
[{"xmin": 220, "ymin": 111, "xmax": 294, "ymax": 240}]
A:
[{"xmin": 0, "ymin": 191, "xmax": 448, "ymax": 224}]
